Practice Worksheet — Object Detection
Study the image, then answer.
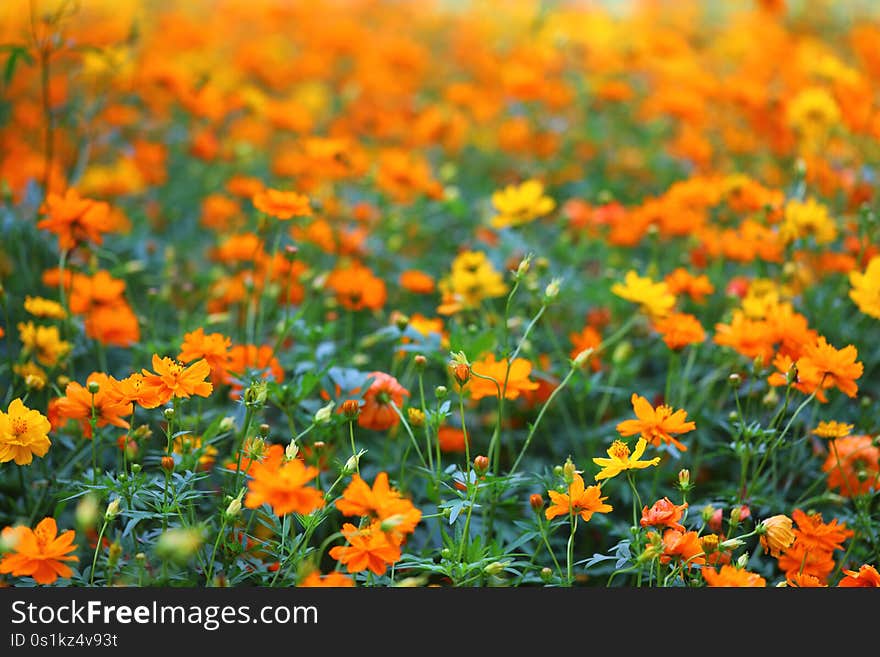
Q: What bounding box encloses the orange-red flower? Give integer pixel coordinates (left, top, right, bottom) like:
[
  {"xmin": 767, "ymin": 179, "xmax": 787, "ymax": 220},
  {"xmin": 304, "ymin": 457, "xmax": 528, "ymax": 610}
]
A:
[
  {"xmin": 652, "ymin": 313, "xmax": 706, "ymax": 350},
  {"xmin": 328, "ymin": 521, "xmax": 401, "ymax": 576},
  {"xmin": 822, "ymin": 435, "xmax": 879, "ymax": 497},
  {"xmin": 0, "ymin": 517, "xmax": 78, "ymax": 585},
  {"xmin": 326, "ymin": 262, "xmax": 388, "ymax": 311},
  {"xmin": 640, "ymin": 497, "xmax": 688, "ymax": 532},
  {"xmin": 178, "ymin": 328, "xmax": 232, "ymax": 383},
  {"xmin": 838, "ymin": 564, "xmax": 880, "ymax": 587},
  {"xmin": 399, "ymin": 270, "xmax": 436, "ymax": 294},
  {"xmin": 37, "ymin": 188, "xmax": 114, "ymax": 250},
  {"xmin": 358, "ymin": 372, "xmax": 409, "ymax": 431},
  {"xmin": 141, "ymin": 355, "xmax": 213, "ymax": 405},
  {"xmin": 299, "ymin": 571, "xmax": 355, "ymax": 587},
  {"xmin": 335, "ymin": 472, "xmax": 422, "ymax": 539},
  {"xmin": 569, "ymin": 325, "xmax": 602, "ymax": 371},
  {"xmin": 616, "ymin": 394, "xmax": 696, "ymax": 451},
  {"xmin": 244, "ymin": 457, "xmax": 324, "ymax": 516},
  {"xmin": 795, "ymin": 336, "xmax": 863, "ymax": 401},
  {"xmin": 659, "ymin": 529, "xmax": 705, "ymax": 567},
  {"xmin": 545, "ymin": 473, "xmax": 613, "ymax": 522},
  {"xmin": 702, "ymin": 565, "xmax": 766, "ymax": 587}
]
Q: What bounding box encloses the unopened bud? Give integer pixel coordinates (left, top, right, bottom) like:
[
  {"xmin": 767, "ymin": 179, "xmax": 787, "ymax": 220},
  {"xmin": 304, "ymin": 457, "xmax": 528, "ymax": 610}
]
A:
[
  {"xmin": 105, "ymin": 498, "xmax": 121, "ymax": 521},
  {"xmin": 450, "ymin": 362, "xmax": 470, "ymax": 385},
  {"xmin": 473, "ymin": 455, "xmax": 489, "ymax": 475},
  {"xmin": 87, "ymin": 380, "xmax": 100, "ymax": 394},
  {"xmin": 344, "ymin": 450, "xmax": 366, "ymax": 475},
  {"xmin": 435, "ymin": 385, "xmax": 448, "ymax": 400},
  {"xmin": 540, "ymin": 567, "xmax": 553, "ymax": 582},
  {"xmin": 131, "ymin": 463, "xmax": 141, "ymax": 474},
  {"xmin": 285, "ymin": 441, "xmax": 299, "ymax": 461},
  {"xmin": 161, "ymin": 456, "xmax": 174, "ymax": 472},
  {"xmin": 529, "ymin": 493, "xmax": 544, "ymax": 512},
  {"xmin": 341, "ymin": 399, "xmax": 361, "ymax": 420},
  {"xmin": 543, "ymin": 277, "xmax": 562, "ymax": 302},
  {"xmin": 258, "ymin": 423, "xmax": 270, "ymax": 437},
  {"xmin": 728, "ymin": 373, "xmax": 742, "ymax": 388},
  {"xmin": 219, "ymin": 416, "xmax": 236, "ymax": 432},
  {"xmin": 163, "ymin": 407, "xmax": 175, "ymax": 421},
  {"xmin": 515, "ymin": 255, "xmax": 532, "ymax": 278},
  {"xmin": 700, "ymin": 534, "xmax": 720, "ymax": 554},
  {"xmin": 315, "ymin": 401, "xmax": 335, "ymax": 424},
  {"xmin": 720, "ymin": 537, "xmax": 745, "ymax": 550},
  {"xmin": 677, "ymin": 469, "xmax": 691, "ymax": 490},
  {"xmin": 701, "ymin": 505, "xmax": 715, "ymax": 522},
  {"xmin": 483, "ymin": 561, "xmax": 507, "ymax": 576},
  {"xmin": 413, "ymin": 354, "xmax": 427, "ymax": 370},
  {"xmin": 226, "ymin": 491, "xmax": 244, "ymax": 518},
  {"xmin": 380, "ymin": 514, "xmax": 406, "ymax": 532},
  {"xmin": 736, "ymin": 553, "xmax": 750, "ymax": 568},
  {"xmin": 562, "ymin": 458, "xmax": 576, "ymax": 484},
  {"xmin": 611, "ymin": 341, "xmax": 632, "ymax": 364},
  {"xmin": 75, "ymin": 494, "xmax": 100, "ymax": 531}
]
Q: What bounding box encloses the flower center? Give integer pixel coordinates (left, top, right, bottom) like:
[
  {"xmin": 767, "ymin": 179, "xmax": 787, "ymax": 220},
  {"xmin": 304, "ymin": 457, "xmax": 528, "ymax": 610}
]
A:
[
  {"xmin": 11, "ymin": 417, "xmax": 28, "ymax": 436},
  {"xmin": 610, "ymin": 440, "xmax": 630, "ymax": 459}
]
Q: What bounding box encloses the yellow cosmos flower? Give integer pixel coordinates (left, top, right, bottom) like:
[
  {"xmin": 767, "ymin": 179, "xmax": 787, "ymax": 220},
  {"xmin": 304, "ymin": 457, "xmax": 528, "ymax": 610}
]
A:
[
  {"xmin": 0, "ymin": 398, "xmax": 52, "ymax": 466},
  {"xmin": 849, "ymin": 255, "xmax": 880, "ymax": 320},
  {"xmin": 592, "ymin": 438, "xmax": 660, "ymax": 482},
  {"xmin": 611, "ymin": 271, "xmax": 675, "ymax": 319},
  {"xmin": 490, "ymin": 179, "xmax": 556, "ymax": 229},
  {"xmin": 17, "ymin": 322, "xmax": 71, "ymax": 368},
  {"xmin": 812, "ymin": 421, "xmax": 853, "ymax": 439},
  {"xmin": 23, "ymin": 296, "xmax": 67, "ymax": 320},
  {"xmin": 780, "ymin": 197, "xmax": 837, "ymax": 245}
]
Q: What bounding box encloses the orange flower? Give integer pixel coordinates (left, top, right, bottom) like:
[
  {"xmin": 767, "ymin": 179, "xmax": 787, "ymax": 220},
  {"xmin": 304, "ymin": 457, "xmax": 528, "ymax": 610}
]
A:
[
  {"xmin": 141, "ymin": 355, "xmax": 213, "ymax": 405},
  {"xmin": 358, "ymin": 372, "xmax": 409, "ymax": 431},
  {"xmin": 616, "ymin": 394, "xmax": 696, "ymax": 451},
  {"xmin": 299, "ymin": 571, "xmax": 355, "ymax": 587},
  {"xmin": 702, "ymin": 565, "xmax": 766, "ymax": 587},
  {"xmin": 758, "ymin": 514, "xmax": 795, "ymax": 557},
  {"xmin": 776, "ymin": 541, "xmax": 836, "ymax": 583},
  {"xmin": 0, "ymin": 398, "xmax": 52, "ymax": 465},
  {"xmin": 569, "ymin": 325, "xmax": 602, "ymax": 371},
  {"xmin": 652, "ymin": 313, "xmax": 706, "ymax": 350},
  {"xmin": 252, "ymin": 188, "xmax": 312, "ymax": 220},
  {"xmin": 795, "ymin": 336, "xmax": 863, "ymax": 401},
  {"xmin": 178, "ymin": 328, "xmax": 232, "ymax": 383},
  {"xmin": 84, "ymin": 302, "xmax": 141, "ymax": 347},
  {"xmin": 660, "ymin": 529, "xmax": 705, "ymax": 567},
  {"xmin": 0, "ymin": 517, "xmax": 78, "ymax": 585},
  {"xmin": 335, "ymin": 472, "xmax": 422, "ymax": 539},
  {"xmin": 640, "ymin": 497, "xmax": 688, "ymax": 532},
  {"xmin": 244, "ymin": 457, "xmax": 324, "ymax": 516},
  {"xmin": 399, "ymin": 270, "xmax": 436, "ymax": 294},
  {"xmin": 545, "ymin": 472, "xmax": 613, "ymax": 522},
  {"xmin": 437, "ymin": 425, "xmax": 467, "ymax": 452},
  {"xmin": 468, "ymin": 354, "xmax": 540, "ymax": 401},
  {"xmin": 114, "ymin": 372, "xmax": 164, "ymax": 409},
  {"xmin": 787, "ymin": 572, "xmax": 826, "ymax": 587},
  {"xmin": 37, "ymin": 188, "xmax": 114, "ymax": 250},
  {"xmin": 822, "ymin": 435, "xmax": 879, "ymax": 497},
  {"xmin": 664, "ymin": 268, "xmax": 715, "ymax": 303},
  {"xmin": 789, "ymin": 509, "xmax": 853, "ymax": 554},
  {"xmin": 838, "ymin": 564, "xmax": 880, "ymax": 587},
  {"xmin": 224, "ymin": 345, "xmax": 284, "ymax": 389},
  {"xmin": 326, "ymin": 262, "xmax": 388, "ymax": 311},
  {"xmin": 53, "ymin": 373, "xmax": 132, "ymax": 437},
  {"xmin": 328, "ymin": 521, "xmax": 401, "ymax": 576}
]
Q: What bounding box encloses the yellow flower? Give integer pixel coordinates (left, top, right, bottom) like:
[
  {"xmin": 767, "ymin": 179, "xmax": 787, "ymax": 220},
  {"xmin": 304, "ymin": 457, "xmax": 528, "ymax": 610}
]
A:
[
  {"xmin": 17, "ymin": 322, "xmax": 71, "ymax": 368},
  {"xmin": 611, "ymin": 271, "xmax": 675, "ymax": 319},
  {"xmin": 23, "ymin": 296, "xmax": 67, "ymax": 320},
  {"xmin": 786, "ymin": 86, "xmax": 841, "ymax": 145},
  {"xmin": 780, "ymin": 198, "xmax": 837, "ymax": 245},
  {"xmin": 490, "ymin": 179, "xmax": 555, "ymax": 229},
  {"xmin": 758, "ymin": 514, "xmax": 796, "ymax": 557},
  {"xmin": 849, "ymin": 255, "xmax": 880, "ymax": 320},
  {"xmin": 592, "ymin": 437, "xmax": 660, "ymax": 482},
  {"xmin": 13, "ymin": 362, "xmax": 48, "ymax": 391},
  {"xmin": 437, "ymin": 251, "xmax": 508, "ymax": 314},
  {"xmin": 812, "ymin": 421, "xmax": 853, "ymax": 439},
  {"xmin": 0, "ymin": 398, "xmax": 52, "ymax": 465}
]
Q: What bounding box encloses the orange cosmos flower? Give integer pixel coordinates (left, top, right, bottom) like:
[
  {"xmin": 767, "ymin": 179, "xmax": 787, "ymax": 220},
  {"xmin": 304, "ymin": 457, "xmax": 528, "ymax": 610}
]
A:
[
  {"xmin": 660, "ymin": 529, "xmax": 705, "ymax": 568},
  {"xmin": 335, "ymin": 472, "xmax": 422, "ymax": 539},
  {"xmin": 244, "ymin": 457, "xmax": 324, "ymax": 517},
  {"xmin": 0, "ymin": 398, "xmax": 52, "ymax": 465},
  {"xmin": 569, "ymin": 325, "xmax": 602, "ymax": 371},
  {"xmin": 328, "ymin": 521, "xmax": 401, "ymax": 576},
  {"xmin": 468, "ymin": 354, "xmax": 540, "ymax": 401},
  {"xmin": 822, "ymin": 435, "xmax": 879, "ymax": 497},
  {"xmin": 652, "ymin": 313, "xmax": 706, "ymax": 350},
  {"xmin": 616, "ymin": 394, "xmax": 696, "ymax": 451},
  {"xmin": 664, "ymin": 268, "xmax": 715, "ymax": 303},
  {"xmin": 84, "ymin": 302, "xmax": 140, "ymax": 347},
  {"xmin": 702, "ymin": 565, "xmax": 766, "ymax": 587},
  {"xmin": 252, "ymin": 188, "xmax": 312, "ymax": 220},
  {"xmin": 838, "ymin": 564, "xmax": 880, "ymax": 587},
  {"xmin": 795, "ymin": 336, "xmax": 863, "ymax": 401},
  {"xmin": 224, "ymin": 345, "xmax": 284, "ymax": 388},
  {"xmin": 37, "ymin": 188, "xmax": 114, "ymax": 250},
  {"xmin": 812, "ymin": 421, "xmax": 853, "ymax": 439},
  {"xmin": 178, "ymin": 328, "xmax": 232, "ymax": 383},
  {"xmin": 326, "ymin": 262, "xmax": 388, "ymax": 311},
  {"xmin": 0, "ymin": 517, "xmax": 78, "ymax": 585},
  {"xmin": 299, "ymin": 571, "xmax": 355, "ymax": 587},
  {"xmin": 640, "ymin": 497, "xmax": 688, "ymax": 532},
  {"xmin": 787, "ymin": 572, "xmax": 826, "ymax": 588},
  {"xmin": 437, "ymin": 425, "xmax": 467, "ymax": 452},
  {"xmin": 114, "ymin": 372, "xmax": 164, "ymax": 409},
  {"xmin": 141, "ymin": 355, "xmax": 213, "ymax": 405},
  {"xmin": 776, "ymin": 541, "xmax": 836, "ymax": 583},
  {"xmin": 358, "ymin": 372, "xmax": 409, "ymax": 431},
  {"xmin": 790, "ymin": 509, "xmax": 853, "ymax": 554},
  {"xmin": 53, "ymin": 373, "xmax": 132, "ymax": 437},
  {"xmin": 399, "ymin": 270, "xmax": 436, "ymax": 294},
  {"xmin": 545, "ymin": 472, "xmax": 613, "ymax": 522}
]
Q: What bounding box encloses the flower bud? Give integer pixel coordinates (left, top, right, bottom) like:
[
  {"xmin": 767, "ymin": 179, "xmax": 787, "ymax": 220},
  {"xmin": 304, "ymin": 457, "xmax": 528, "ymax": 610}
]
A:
[
  {"xmin": 108, "ymin": 541, "xmax": 123, "ymax": 567},
  {"xmin": 380, "ymin": 514, "xmax": 407, "ymax": 533},
  {"xmin": 543, "ymin": 277, "xmax": 562, "ymax": 302},
  {"xmin": 728, "ymin": 373, "xmax": 742, "ymax": 388},
  {"xmin": 315, "ymin": 401, "xmax": 335, "ymax": 425},
  {"xmin": 677, "ymin": 469, "xmax": 691, "ymax": 490},
  {"xmin": 156, "ymin": 527, "xmax": 203, "ymax": 564},
  {"xmin": 540, "ymin": 567, "xmax": 553, "ymax": 582},
  {"xmin": 435, "ymin": 385, "xmax": 448, "ymax": 400},
  {"xmin": 285, "ymin": 441, "xmax": 299, "ymax": 461},
  {"xmin": 572, "ymin": 348, "xmax": 594, "ymax": 369},
  {"xmin": 105, "ymin": 498, "xmax": 121, "ymax": 521},
  {"xmin": 562, "ymin": 458, "xmax": 576, "ymax": 484},
  {"xmin": 344, "ymin": 450, "xmax": 366, "ymax": 475},
  {"xmin": 736, "ymin": 553, "xmax": 750, "ymax": 569},
  {"xmin": 473, "ymin": 455, "xmax": 489, "ymax": 475},
  {"xmin": 529, "ymin": 493, "xmax": 545, "ymax": 512},
  {"xmin": 720, "ymin": 537, "xmax": 745, "ymax": 550},
  {"xmin": 87, "ymin": 380, "xmax": 101, "ymax": 394},
  {"xmin": 244, "ymin": 381, "xmax": 268, "ymax": 407},
  {"xmin": 219, "ymin": 416, "xmax": 236, "ymax": 432},
  {"xmin": 163, "ymin": 407, "xmax": 175, "ymax": 421},
  {"xmin": 131, "ymin": 463, "xmax": 141, "ymax": 474},
  {"xmin": 451, "ymin": 362, "xmax": 470, "ymax": 386},
  {"xmin": 226, "ymin": 491, "xmax": 244, "ymax": 518},
  {"xmin": 413, "ymin": 354, "xmax": 427, "ymax": 370},
  {"xmin": 611, "ymin": 341, "xmax": 632, "ymax": 365},
  {"xmin": 515, "ymin": 255, "xmax": 532, "ymax": 279},
  {"xmin": 700, "ymin": 534, "xmax": 720, "ymax": 554},
  {"xmin": 161, "ymin": 456, "xmax": 175, "ymax": 472},
  {"xmin": 483, "ymin": 561, "xmax": 508, "ymax": 576},
  {"xmin": 341, "ymin": 399, "xmax": 361, "ymax": 420},
  {"xmin": 75, "ymin": 494, "xmax": 100, "ymax": 531},
  {"xmin": 701, "ymin": 505, "xmax": 715, "ymax": 523},
  {"xmin": 258, "ymin": 423, "xmax": 270, "ymax": 437}
]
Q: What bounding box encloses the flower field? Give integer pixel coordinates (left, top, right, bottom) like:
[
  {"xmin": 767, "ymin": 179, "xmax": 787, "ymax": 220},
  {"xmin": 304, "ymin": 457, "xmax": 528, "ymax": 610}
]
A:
[{"xmin": 1, "ymin": 0, "xmax": 879, "ymax": 589}]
